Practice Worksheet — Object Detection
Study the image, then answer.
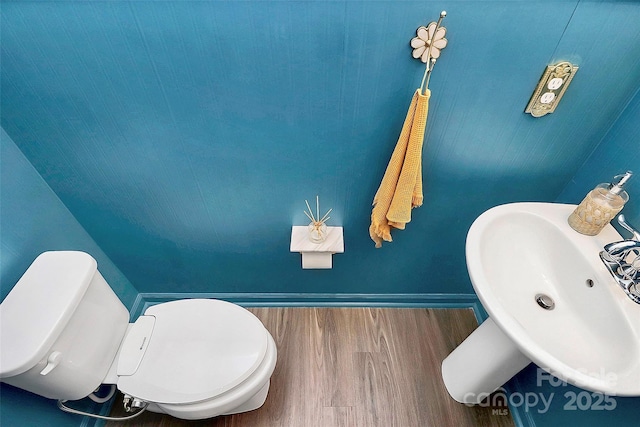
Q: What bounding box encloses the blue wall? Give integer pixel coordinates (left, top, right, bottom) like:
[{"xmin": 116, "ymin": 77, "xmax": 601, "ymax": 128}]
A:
[
  {"xmin": 1, "ymin": 1, "xmax": 639, "ymax": 426},
  {"xmin": 0, "ymin": 129, "xmax": 138, "ymax": 308},
  {"xmin": 2, "ymin": 0, "xmax": 639, "ymax": 297},
  {"xmin": 0, "ymin": 130, "xmax": 139, "ymax": 426},
  {"xmin": 558, "ymin": 87, "xmax": 640, "ymax": 227}
]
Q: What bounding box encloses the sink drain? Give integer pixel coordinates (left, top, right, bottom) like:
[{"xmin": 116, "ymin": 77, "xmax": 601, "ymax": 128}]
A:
[{"xmin": 535, "ymin": 294, "xmax": 555, "ymax": 310}]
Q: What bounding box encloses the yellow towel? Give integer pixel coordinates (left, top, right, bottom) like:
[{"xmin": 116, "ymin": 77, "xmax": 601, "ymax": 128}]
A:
[{"xmin": 370, "ymin": 88, "xmax": 430, "ymax": 248}]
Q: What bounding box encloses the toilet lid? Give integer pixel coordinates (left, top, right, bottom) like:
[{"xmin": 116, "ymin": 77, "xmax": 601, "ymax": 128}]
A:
[{"xmin": 117, "ymin": 299, "xmax": 268, "ymax": 405}]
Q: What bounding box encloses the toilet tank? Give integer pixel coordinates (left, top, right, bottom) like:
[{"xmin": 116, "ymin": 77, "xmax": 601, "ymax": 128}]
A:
[{"xmin": 0, "ymin": 251, "xmax": 129, "ymax": 400}]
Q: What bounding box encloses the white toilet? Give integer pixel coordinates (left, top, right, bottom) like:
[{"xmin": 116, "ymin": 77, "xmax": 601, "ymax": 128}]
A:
[{"xmin": 0, "ymin": 251, "xmax": 277, "ymax": 420}]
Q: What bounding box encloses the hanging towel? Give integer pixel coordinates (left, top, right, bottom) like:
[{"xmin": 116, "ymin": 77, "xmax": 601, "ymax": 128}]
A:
[{"xmin": 370, "ymin": 88, "xmax": 430, "ymax": 248}]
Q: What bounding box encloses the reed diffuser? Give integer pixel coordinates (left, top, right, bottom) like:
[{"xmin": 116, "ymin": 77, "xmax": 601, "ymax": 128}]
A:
[{"xmin": 304, "ymin": 196, "xmax": 332, "ymax": 243}]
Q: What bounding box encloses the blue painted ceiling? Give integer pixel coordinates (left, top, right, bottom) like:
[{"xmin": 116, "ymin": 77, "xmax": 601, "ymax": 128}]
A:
[{"xmin": 1, "ymin": 0, "xmax": 639, "ymax": 294}]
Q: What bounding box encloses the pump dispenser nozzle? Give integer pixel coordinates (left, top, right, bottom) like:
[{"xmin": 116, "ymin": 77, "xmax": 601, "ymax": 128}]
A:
[{"xmin": 610, "ymin": 171, "xmax": 633, "ymax": 195}]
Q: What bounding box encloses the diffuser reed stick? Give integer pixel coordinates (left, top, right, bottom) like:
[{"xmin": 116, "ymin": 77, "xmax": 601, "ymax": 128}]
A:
[
  {"xmin": 319, "ymin": 208, "xmax": 332, "ymax": 224},
  {"xmin": 304, "ymin": 196, "xmax": 331, "ymax": 243}
]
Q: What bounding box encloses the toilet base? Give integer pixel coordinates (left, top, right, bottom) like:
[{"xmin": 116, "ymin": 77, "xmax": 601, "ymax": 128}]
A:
[
  {"xmin": 145, "ymin": 379, "xmax": 271, "ymax": 419},
  {"xmin": 221, "ymin": 380, "xmax": 270, "ymax": 415},
  {"xmin": 139, "ymin": 333, "xmax": 277, "ymax": 420}
]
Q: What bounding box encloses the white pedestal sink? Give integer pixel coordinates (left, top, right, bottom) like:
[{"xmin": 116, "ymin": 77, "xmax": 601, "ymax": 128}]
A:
[{"xmin": 442, "ymin": 203, "xmax": 640, "ymax": 404}]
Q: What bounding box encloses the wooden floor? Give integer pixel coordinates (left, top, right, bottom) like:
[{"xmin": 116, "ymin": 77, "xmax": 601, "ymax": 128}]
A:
[{"xmin": 106, "ymin": 308, "xmax": 515, "ymax": 427}]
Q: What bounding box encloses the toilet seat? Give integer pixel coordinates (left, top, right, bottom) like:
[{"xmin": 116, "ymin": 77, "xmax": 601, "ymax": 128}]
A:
[{"xmin": 116, "ymin": 299, "xmax": 269, "ymax": 405}]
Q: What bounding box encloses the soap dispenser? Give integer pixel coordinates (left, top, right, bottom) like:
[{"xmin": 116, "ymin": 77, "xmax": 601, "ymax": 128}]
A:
[{"xmin": 568, "ymin": 171, "xmax": 632, "ymax": 235}]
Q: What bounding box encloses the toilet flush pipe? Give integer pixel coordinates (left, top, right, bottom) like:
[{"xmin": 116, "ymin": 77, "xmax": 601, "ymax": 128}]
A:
[{"xmin": 57, "ymin": 398, "xmax": 149, "ymax": 421}]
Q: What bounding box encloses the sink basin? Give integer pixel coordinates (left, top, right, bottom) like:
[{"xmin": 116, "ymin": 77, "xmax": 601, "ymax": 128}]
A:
[{"xmin": 442, "ymin": 202, "xmax": 640, "ymax": 403}]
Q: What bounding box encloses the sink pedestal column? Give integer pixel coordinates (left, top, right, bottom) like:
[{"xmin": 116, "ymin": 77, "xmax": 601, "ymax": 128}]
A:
[{"xmin": 441, "ymin": 317, "xmax": 531, "ymax": 404}]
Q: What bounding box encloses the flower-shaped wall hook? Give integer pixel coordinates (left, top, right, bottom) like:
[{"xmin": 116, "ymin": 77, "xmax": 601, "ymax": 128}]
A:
[
  {"xmin": 410, "ymin": 11, "xmax": 448, "ymax": 93},
  {"xmin": 411, "ymin": 21, "xmax": 448, "ymax": 64}
]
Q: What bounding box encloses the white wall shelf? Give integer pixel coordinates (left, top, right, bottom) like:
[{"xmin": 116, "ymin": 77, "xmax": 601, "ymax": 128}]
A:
[{"xmin": 290, "ymin": 226, "xmax": 344, "ymax": 269}]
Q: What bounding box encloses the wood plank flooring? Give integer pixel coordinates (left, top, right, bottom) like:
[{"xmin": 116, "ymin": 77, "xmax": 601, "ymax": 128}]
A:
[{"xmin": 106, "ymin": 308, "xmax": 515, "ymax": 427}]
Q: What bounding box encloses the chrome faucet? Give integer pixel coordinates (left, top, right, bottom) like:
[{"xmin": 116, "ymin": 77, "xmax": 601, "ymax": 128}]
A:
[{"xmin": 600, "ymin": 214, "xmax": 640, "ymax": 304}]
